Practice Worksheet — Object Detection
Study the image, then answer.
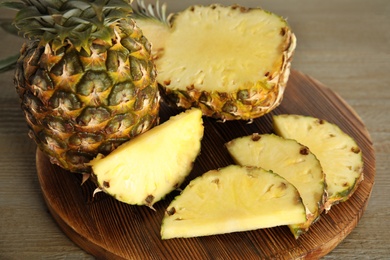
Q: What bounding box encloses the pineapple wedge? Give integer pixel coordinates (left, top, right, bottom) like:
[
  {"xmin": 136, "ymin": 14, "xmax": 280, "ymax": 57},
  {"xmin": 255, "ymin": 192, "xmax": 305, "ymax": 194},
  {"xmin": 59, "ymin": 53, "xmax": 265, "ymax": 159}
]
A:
[
  {"xmin": 273, "ymin": 114, "xmax": 364, "ymax": 210},
  {"xmin": 226, "ymin": 133, "xmax": 326, "ymax": 238},
  {"xmin": 88, "ymin": 108, "xmax": 204, "ymax": 207},
  {"xmin": 161, "ymin": 165, "xmax": 306, "ymax": 239}
]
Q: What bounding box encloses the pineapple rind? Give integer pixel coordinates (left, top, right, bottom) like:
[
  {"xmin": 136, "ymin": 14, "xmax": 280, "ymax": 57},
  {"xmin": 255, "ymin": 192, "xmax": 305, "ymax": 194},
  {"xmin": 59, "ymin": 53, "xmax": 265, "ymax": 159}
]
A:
[
  {"xmin": 161, "ymin": 165, "xmax": 306, "ymax": 239},
  {"xmin": 273, "ymin": 114, "xmax": 364, "ymax": 210},
  {"xmin": 89, "ymin": 108, "xmax": 204, "ymax": 207},
  {"xmin": 226, "ymin": 133, "xmax": 326, "ymax": 238},
  {"xmin": 15, "ymin": 17, "xmax": 160, "ymax": 173}
]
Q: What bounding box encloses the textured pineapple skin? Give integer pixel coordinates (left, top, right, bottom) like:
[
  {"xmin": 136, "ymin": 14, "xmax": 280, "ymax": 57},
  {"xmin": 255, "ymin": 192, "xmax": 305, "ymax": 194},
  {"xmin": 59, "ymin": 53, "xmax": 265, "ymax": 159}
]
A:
[
  {"xmin": 14, "ymin": 18, "xmax": 160, "ymax": 173},
  {"xmin": 155, "ymin": 5, "xmax": 296, "ymax": 121}
]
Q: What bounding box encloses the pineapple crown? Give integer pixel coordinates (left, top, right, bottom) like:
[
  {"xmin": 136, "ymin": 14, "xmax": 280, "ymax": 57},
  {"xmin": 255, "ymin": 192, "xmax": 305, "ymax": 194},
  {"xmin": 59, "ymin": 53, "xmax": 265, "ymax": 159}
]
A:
[
  {"xmin": 132, "ymin": 0, "xmax": 171, "ymax": 25},
  {"xmin": 1, "ymin": 0, "xmax": 134, "ymax": 53}
]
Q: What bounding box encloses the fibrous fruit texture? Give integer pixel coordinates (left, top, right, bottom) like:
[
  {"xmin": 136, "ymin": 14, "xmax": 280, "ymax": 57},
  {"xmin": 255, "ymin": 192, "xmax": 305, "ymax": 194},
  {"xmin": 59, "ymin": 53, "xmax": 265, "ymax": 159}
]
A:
[
  {"xmin": 161, "ymin": 165, "xmax": 306, "ymax": 239},
  {"xmin": 133, "ymin": 1, "xmax": 296, "ymax": 120},
  {"xmin": 273, "ymin": 114, "xmax": 364, "ymax": 211},
  {"xmin": 89, "ymin": 108, "xmax": 204, "ymax": 208},
  {"xmin": 226, "ymin": 133, "xmax": 326, "ymax": 238}
]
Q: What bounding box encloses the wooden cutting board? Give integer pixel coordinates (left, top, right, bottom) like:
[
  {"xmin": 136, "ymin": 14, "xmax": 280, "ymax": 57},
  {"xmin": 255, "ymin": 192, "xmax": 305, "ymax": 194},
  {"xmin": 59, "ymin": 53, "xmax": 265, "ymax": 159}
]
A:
[{"xmin": 36, "ymin": 70, "xmax": 375, "ymax": 260}]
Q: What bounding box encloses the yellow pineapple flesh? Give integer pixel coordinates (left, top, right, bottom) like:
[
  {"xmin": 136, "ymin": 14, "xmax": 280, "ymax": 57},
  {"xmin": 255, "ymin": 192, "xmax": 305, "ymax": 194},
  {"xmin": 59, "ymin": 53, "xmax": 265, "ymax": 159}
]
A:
[
  {"xmin": 88, "ymin": 108, "xmax": 204, "ymax": 207},
  {"xmin": 226, "ymin": 133, "xmax": 326, "ymax": 238},
  {"xmin": 161, "ymin": 165, "xmax": 306, "ymax": 239},
  {"xmin": 273, "ymin": 114, "xmax": 364, "ymax": 211},
  {"xmin": 133, "ymin": 3, "xmax": 296, "ymax": 120}
]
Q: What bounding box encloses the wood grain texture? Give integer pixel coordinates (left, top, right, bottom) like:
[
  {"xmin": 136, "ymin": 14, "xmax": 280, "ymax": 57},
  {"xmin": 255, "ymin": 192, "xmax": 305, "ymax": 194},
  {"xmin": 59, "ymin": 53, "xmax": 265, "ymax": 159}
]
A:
[
  {"xmin": 36, "ymin": 70, "xmax": 375, "ymax": 260},
  {"xmin": 1, "ymin": 0, "xmax": 389, "ymax": 259}
]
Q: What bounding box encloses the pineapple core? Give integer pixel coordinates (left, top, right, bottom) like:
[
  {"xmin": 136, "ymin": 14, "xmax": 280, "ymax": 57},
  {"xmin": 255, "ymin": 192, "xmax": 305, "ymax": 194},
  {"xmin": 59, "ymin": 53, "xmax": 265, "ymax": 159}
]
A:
[
  {"xmin": 161, "ymin": 165, "xmax": 306, "ymax": 239},
  {"xmin": 155, "ymin": 5, "xmax": 289, "ymax": 92},
  {"xmin": 89, "ymin": 108, "xmax": 204, "ymax": 207}
]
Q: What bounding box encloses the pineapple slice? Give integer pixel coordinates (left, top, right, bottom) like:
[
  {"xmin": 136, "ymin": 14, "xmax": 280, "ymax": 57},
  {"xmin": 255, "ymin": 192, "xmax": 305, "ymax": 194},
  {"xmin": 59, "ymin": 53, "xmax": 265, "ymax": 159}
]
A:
[
  {"xmin": 226, "ymin": 133, "xmax": 326, "ymax": 238},
  {"xmin": 273, "ymin": 114, "xmax": 364, "ymax": 210},
  {"xmin": 161, "ymin": 165, "xmax": 306, "ymax": 239},
  {"xmin": 133, "ymin": 2, "xmax": 296, "ymax": 120},
  {"xmin": 88, "ymin": 108, "xmax": 204, "ymax": 207}
]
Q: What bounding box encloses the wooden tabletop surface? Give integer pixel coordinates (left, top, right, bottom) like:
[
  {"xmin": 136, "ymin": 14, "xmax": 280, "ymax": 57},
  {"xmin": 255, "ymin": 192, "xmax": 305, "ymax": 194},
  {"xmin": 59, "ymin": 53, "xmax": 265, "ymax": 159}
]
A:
[{"xmin": 0, "ymin": 0, "xmax": 389, "ymax": 259}]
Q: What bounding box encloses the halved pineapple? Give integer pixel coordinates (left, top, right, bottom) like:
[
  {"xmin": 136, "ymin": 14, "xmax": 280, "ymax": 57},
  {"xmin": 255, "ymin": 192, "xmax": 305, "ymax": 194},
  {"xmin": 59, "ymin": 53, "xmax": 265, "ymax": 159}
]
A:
[
  {"xmin": 88, "ymin": 108, "xmax": 204, "ymax": 208},
  {"xmin": 133, "ymin": 2, "xmax": 296, "ymax": 120},
  {"xmin": 273, "ymin": 114, "xmax": 364, "ymax": 211},
  {"xmin": 161, "ymin": 165, "xmax": 306, "ymax": 239},
  {"xmin": 226, "ymin": 133, "xmax": 326, "ymax": 238}
]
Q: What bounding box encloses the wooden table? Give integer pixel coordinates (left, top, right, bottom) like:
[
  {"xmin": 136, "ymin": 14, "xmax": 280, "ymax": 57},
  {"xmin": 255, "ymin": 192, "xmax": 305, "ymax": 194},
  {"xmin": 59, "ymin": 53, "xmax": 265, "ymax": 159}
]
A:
[{"xmin": 0, "ymin": 0, "xmax": 388, "ymax": 259}]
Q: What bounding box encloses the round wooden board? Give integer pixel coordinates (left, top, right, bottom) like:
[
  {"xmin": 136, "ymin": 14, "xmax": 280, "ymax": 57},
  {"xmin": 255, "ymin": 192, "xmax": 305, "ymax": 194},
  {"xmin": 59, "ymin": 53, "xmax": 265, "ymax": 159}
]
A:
[{"xmin": 36, "ymin": 70, "xmax": 375, "ymax": 260}]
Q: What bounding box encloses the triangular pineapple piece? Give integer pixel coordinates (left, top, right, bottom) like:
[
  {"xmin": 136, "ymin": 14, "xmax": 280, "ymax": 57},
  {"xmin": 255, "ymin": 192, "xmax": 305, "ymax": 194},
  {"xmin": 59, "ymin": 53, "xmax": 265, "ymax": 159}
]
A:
[
  {"xmin": 88, "ymin": 108, "xmax": 204, "ymax": 207},
  {"xmin": 226, "ymin": 133, "xmax": 326, "ymax": 238},
  {"xmin": 161, "ymin": 165, "xmax": 306, "ymax": 239},
  {"xmin": 273, "ymin": 114, "xmax": 364, "ymax": 210}
]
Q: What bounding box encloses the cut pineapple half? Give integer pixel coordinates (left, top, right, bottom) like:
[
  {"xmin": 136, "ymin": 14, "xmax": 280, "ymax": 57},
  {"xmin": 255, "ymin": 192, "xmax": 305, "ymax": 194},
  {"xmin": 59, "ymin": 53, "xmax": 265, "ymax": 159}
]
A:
[
  {"xmin": 226, "ymin": 133, "xmax": 326, "ymax": 238},
  {"xmin": 161, "ymin": 165, "xmax": 306, "ymax": 239},
  {"xmin": 273, "ymin": 114, "xmax": 364, "ymax": 210},
  {"xmin": 133, "ymin": 2, "xmax": 296, "ymax": 120},
  {"xmin": 88, "ymin": 108, "xmax": 204, "ymax": 207}
]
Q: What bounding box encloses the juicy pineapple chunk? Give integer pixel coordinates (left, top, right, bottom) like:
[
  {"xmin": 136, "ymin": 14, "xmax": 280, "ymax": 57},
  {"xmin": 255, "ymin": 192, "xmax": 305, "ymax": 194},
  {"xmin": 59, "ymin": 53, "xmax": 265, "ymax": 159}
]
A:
[
  {"xmin": 226, "ymin": 133, "xmax": 326, "ymax": 238},
  {"xmin": 161, "ymin": 165, "xmax": 306, "ymax": 239},
  {"xmin": 273, "ymin": 114, "xmax": 364, "ymax": 210},
  {"xmin": 88, "ymin": 108, "xmax": 204, "ymax": 207}
]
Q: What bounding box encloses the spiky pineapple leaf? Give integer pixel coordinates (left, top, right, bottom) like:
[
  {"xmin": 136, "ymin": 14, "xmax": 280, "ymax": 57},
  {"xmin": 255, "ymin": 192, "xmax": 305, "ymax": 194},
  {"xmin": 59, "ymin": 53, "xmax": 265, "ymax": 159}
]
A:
[
  {"xmin": 0, "ymin": 1, "xmax": 25, "ymax": 11},
  {"xmin": 1, "ymin": 0, "xmax": 134, "ymax": 52},
  {"xmin": 14, "ymin": 6, "xmax": 41, "ymax": 23},
  {"xmin": 132, "ymin": 0, "xmax": 170, "ymax": 25},
  {"xmin": 0, "ymin": 19, "xmax": 19, "ymax": 36},
  {"xmin": 0, "ymin": 54, "xmax": 19, "ymax": 73},
  {"xmin": 91, "ymin": 26, "xmax": 114, "ymax": 43},
  {"xmin": 62, "ymin": 1, "xmax": 94, "ymax": 12}
]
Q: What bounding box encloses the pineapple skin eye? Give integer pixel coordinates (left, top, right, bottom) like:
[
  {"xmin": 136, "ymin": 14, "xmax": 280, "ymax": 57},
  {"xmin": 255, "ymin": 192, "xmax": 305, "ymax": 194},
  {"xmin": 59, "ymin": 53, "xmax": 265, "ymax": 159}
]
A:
[{"xmin": 12, "ymin": 0, "xmax": 160, "ymax": 173}]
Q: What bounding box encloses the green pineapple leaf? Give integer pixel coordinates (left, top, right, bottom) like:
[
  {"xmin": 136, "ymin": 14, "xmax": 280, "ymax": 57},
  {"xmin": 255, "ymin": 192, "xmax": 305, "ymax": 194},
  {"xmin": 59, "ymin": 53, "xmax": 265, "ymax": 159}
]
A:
[
  {"xmin": 1, "ymin": 0, "xmax": 134, "ymax": 50},
  {"xmin": 0, "ymin": 1, "xmax": 25, "ymax": 11},
  {"xmin": 71, "ymin": 27, "xmax": 95, "ymax": 54},
  {"xmin": 132, "ymin": 0, "xmax": 170, "ymax": 25},
  {"xmin": 0, "ymin": 18, "xmax": 19, "ymax": 36},
  {"xmin": 0, "ymin": 54, "xmax": 19, "ymax": 73}
]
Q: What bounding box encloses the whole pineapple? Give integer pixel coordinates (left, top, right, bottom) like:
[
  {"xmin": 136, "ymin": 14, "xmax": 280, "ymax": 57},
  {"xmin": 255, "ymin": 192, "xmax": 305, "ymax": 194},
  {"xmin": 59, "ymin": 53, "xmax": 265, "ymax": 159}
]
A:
[
  {"xmin": 133, "ymin": 1, "xmax": 296, "ymax": 121},
  {"xmin": 7, "ymin": 0, "xmax": 160, "ymax": 173}
]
